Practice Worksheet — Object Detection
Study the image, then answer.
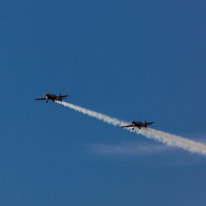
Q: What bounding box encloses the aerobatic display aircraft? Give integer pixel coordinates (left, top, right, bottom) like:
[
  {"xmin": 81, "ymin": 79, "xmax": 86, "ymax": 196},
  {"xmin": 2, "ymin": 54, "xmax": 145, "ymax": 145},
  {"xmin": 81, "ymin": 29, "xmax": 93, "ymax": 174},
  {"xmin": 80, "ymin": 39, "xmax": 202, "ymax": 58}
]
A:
[
  {"xmin": 35, "ymin": 94, "xmax": 69, "ymax": 103},
  {"xmin": 121, "ymin": 121, "xmax": 155, "ymax": 130}
]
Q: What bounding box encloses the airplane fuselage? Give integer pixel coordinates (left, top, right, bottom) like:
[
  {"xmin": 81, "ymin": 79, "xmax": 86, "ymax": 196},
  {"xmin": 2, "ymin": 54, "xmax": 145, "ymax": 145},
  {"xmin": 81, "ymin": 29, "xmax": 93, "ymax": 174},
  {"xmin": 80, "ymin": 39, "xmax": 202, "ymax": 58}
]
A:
[
  {"xmin": 35, "ymin": 93, "xmax": 68, "ymax": 103},
  {"xmin": 132, "ymin": 121, "xmax": 155, "ymax": 129},
  {"xmin": 46, "ymin": 94, "xmax": 57, "ymax": 101},
  {"xmin": 121, "ymin": 121, "xmax": 155, "ymax": 130}
]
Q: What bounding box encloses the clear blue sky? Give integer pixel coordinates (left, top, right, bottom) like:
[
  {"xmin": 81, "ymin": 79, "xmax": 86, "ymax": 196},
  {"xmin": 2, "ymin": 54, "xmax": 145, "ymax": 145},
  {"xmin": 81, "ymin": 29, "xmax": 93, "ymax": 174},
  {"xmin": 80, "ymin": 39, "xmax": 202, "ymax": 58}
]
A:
[{"xmin": 1, "ymin": 0, "xmax": 206, "ymax": 205}]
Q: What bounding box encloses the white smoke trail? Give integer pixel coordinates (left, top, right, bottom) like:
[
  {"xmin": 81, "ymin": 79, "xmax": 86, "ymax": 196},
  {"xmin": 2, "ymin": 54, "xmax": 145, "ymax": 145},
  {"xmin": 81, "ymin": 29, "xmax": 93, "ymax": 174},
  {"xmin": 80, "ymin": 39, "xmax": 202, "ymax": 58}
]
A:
[{"xmin": 55, "ymin": 101, "xmax": 206, "ymax": 156}]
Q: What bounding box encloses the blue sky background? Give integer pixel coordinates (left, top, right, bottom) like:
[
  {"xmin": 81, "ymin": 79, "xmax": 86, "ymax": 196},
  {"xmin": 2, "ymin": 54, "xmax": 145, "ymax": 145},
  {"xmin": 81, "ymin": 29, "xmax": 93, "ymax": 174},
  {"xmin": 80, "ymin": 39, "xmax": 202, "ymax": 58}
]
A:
[{"xmin": 1, "ymin": 0, "xmax": 206, "ymax": 205}]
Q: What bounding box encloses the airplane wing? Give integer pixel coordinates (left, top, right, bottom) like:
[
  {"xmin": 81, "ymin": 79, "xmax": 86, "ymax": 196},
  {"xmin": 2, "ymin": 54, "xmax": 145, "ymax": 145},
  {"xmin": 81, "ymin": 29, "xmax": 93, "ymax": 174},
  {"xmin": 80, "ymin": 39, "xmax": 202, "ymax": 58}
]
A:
[
  {"xmin": 56, "ymin": 95, "xmax": 69, "ymax": 100},
  {"xmin": 35, "ymin": 98, "xmax": 47, "ymax": 100},
  {"xmin": 146, "ymin": 122, "xmax": 155, "ymax": 125},
  {"xmin": 59, "ymin": 95, "xmax": 69, "ymax": 98},
  {"xmin": 121, "ymin": 125, "xmax": 133, "ymax": 128}
]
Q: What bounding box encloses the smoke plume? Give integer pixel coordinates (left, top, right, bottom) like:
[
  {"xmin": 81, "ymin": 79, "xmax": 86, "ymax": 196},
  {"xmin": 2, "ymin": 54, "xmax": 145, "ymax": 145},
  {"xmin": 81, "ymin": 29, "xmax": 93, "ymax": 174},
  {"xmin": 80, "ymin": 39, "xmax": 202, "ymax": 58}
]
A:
[{"xmin": 55, "ymin": 101, "xmax": 206, "ymax": 156}]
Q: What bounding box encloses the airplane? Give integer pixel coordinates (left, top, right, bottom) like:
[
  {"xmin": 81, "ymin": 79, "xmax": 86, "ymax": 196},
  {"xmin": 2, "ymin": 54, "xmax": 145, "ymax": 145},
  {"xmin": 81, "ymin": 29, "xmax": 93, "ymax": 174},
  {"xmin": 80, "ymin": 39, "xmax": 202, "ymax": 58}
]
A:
[
  {"xmin": 35, "ymin": 93, "xmax": 69, "ymax": 103},
  {"xmin": 121, "ymin": 121, "xmax": 155, "ymax": 130}
]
